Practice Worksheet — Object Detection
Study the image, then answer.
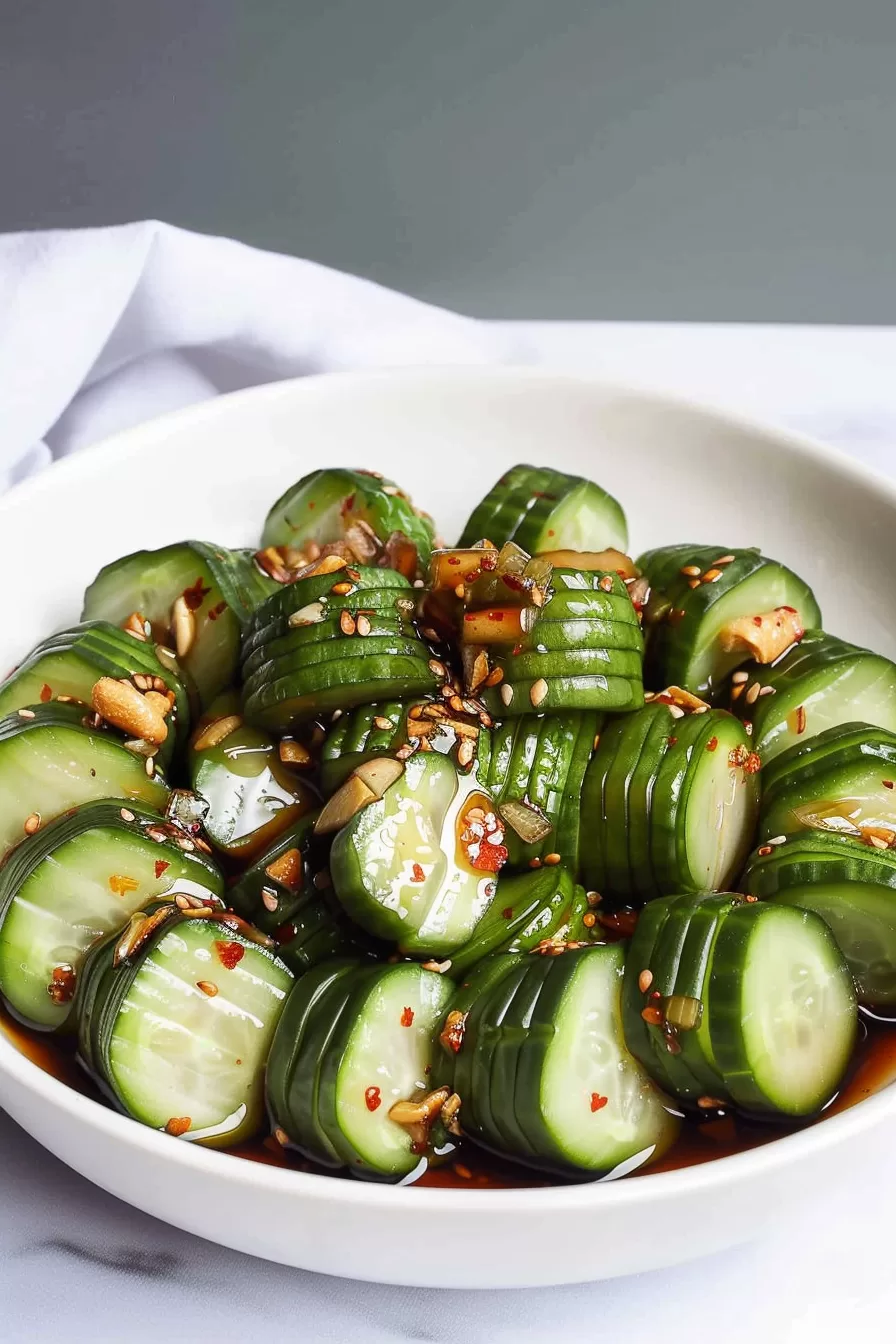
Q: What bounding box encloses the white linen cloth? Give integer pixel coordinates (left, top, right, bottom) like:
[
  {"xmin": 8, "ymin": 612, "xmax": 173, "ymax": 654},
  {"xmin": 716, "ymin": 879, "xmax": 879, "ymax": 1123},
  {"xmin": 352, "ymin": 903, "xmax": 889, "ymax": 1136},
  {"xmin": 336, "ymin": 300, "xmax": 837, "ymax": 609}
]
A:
[{"xmin": 2, "ymin": 222, "xmax": 896, "ymax": 1343}]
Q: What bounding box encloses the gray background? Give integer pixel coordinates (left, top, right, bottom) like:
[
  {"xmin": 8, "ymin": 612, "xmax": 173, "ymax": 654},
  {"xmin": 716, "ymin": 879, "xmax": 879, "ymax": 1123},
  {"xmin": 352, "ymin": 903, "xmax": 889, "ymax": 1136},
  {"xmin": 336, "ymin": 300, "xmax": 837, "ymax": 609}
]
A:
[{"xmin": 0, "ymin": 0, "xmax": 893, "ymax": 319}]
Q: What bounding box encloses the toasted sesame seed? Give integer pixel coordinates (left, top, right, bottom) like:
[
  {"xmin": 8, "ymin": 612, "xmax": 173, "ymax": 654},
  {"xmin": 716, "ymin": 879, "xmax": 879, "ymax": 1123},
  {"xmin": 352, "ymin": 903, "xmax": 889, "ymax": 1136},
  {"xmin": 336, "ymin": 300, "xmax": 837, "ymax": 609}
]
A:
[
  {"xmin": 120, "ymin": 808, "xmax": 135, "ymax": 823},
  {"xmin": 768, "ymin": 835, "xmax": 787, "ymax": 845},
  {"xmin": 373, "ymin": 716, "xmax": 393, "ymax": 731},
  {"xmin": 641, "ymin": 1006, "xmax": 664, "ymax": 1026},
  {"xmin": 457, "ymin": 738, "xmax": 475, "ymax": 768},
  {"xmin": 712, "ymin": 555, "xmax": 736, "ymax": 566},
  {"xmin": 274, "ymin": 1127, "xmax": 290, "ymax": 1147},
  {"xmin": 339, "ymin": 610, "xmax": 356, "ymax": 636},
  {"xmin": 697, "ymin": 1095, "xmax": 727, "ymax": 1110},
  {"xmin": 687, "ymin": 578, "xmax": 701, "ymax": 589},
  {"xmin": 757, "ymin": 844, "xmax": 773, "ymax": 856},
  {"xmin": 145, "ymin": 756, "xmax": 155, "ymax": 776},
  {"xmin": 500, "ymin": 683, "xmax": 514, "ymax": 706},
  {"xmin": 485, "ymin": 667, "xmax": 504, "ymax": 686},
  {"xmin": 331, "ymin": 581, "xmax": 353, "ymax": 596},
  {"xmin": 869, "ymin": 835, "xmax": 889, "ymax": 850},
  {"xmin": 530, "ymin": 677, "xmax": 549, "ymax": 708},
  {"xmin": 732, "ymin": 670, "xmax": 749, "ymax": 685},
  {"xmin": 702, "ymin": 568, "xmax": 723, "ymax": 583},
  {"xmin": 17, "ymin": 708, "xmax": 35, "ymax": 719},
  {"xmin": 543, "ymin": 852, "xmax": 561, "ymax": 865},
  {"xmin": 586, "ymin": 891, "xmax": 601, "ymax": 907},
  {"xmin": 196, "ymin": 980, "xmax": 218, "ymax": 997},
  {"xmin": 23, "ymin": 813, "xmax": 41, "ymax": 835},
  {"xmin": 598, "ymin": 575, "xmax": 614, "ymax": 592},
  {"xmin": 428, "ymin": 659, "xmax": 447, "ymax": 679},
  {"xmin": 356, "ymin": 614, "xmax": 372, "ymax": 637},
  {"xmin": 759, "ymin": 684, "xmax": 776, "ymax": 696},
  {"xmin": 795, "ymin": 705, "xmax": 807, "ymax": 734},
  {"xmin": 680, "ymin": 565, "xmax": 702, "ymax": 577},
  {"xmin": 745, "ymin": 682, "xmax": 761, "ymax": 705},
  {"xmin": 638, "ymin": 969, "xmax": 653, "ymax": 993},
  {"xmin": 582, "ymin": 912, "xmax": 596, "ymax": 928}
]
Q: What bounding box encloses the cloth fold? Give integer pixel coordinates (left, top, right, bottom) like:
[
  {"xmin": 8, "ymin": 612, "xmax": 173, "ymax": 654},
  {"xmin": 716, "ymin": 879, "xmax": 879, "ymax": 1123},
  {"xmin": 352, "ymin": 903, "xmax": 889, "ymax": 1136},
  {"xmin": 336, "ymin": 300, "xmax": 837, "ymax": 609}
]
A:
[{"xmin": 0, "ymin": 221, "xmax": 513, "ymax": 490}]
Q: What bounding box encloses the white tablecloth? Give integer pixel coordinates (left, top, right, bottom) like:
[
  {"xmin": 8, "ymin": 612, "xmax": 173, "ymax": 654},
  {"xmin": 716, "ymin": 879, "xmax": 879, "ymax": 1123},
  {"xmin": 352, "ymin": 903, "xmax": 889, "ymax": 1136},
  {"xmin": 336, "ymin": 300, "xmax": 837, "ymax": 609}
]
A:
[{"xmin": 4, "ymin": 316, "xmax": 896, "ymax": 1342}]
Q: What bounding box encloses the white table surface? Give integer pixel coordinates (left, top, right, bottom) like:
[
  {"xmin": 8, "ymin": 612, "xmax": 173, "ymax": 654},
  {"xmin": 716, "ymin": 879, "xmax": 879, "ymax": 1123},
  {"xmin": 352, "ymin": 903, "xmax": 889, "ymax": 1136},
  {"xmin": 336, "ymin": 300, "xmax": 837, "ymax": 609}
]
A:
[{"xmin": 4, "ymin": 321, "xmax": 896, "ymax": 1344}]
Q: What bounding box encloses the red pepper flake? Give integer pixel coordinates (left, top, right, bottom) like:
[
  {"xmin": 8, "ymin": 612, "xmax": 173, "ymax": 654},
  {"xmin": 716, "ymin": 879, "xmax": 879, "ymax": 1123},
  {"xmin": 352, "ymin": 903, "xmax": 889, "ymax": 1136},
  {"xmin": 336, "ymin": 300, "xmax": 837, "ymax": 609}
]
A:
[
  {"xmin": 744, "ymin": 752, "xmax": 762, "ymax": 774},
  {"xmin": 546, "ymin": 529, "xmax": 555, "ymax": 538},
  {"xmin": 590, "ymin": 1093, "xmax": 609, "ymax": 1113},
  {"xmin": 745, "ymin": 894, "xmax": 759, "ymax": 902},
  {"xmin": 154, "ymin": 859, "xmax": 170, "ymax": 879},
  {"xmin": 183, "ymin": 576, "xmax": 212, "ymax": 611},
  {"xmin": 207, "ymin": 600, "xmax": 228, "ymax": 622},
  {"xmin": 757, "ymin": 845, "xmax": 773, "ymax": 856},
  {"xmin": 641, "ymin": 1006, "xmax": 664, "ymax": 1026},
  {"xmin": 440, "ymin": 1010, "xmax": 467, "ymax": 1053},
  {"xmin": 781, "ymin": 605, "xmax": 797, "ymax": 613},
  {"xmin": 752, "ymin": 615, "xmax": 763, "ymax": 626},
  {"xmin": 165, "ymin": 1117, "xmax": 191, "ymax": 1137},
  {"xmin": 39, "ymin": 683, "xmax": 53, "ymax": 702},
  {"xmin": 447, "ymin": 556, "xmax": 461, "ymax": 566},
  {"xmin": 597, "ymin": 909, "xmax": 639, "ymax": 938},
  {"xmin": 706, "ymin": 736, "xmax": 719, "ymax": 752},
  {"xmin": 795, "ymin": 705, "xmax": 807, "ymax": 735},
  {"xmin": 411, "ymin": 862, "xmax": 426, "ymax": 883},
  {"xmin": 884, "ymin": 781, "xmax": 895, "ymax": 790},
  {"xmin": 501, "ymin": 906, "xmax": 514, "ymax": 919},
  {"xmin": 667, "ymin": 736, "xmax": 678, "ymax": 747},
  {"xmin": 109, "ymin": 874, "xmax": 140, "ymax": 897},
  {"xmin": 489, "ymin": 610, "xmax": 505, "ymax": 621},
  {"xmin": 47, "ymin": 964, "xmax": 77, "ymax": 1004},
  {"xmin": 364, "ymin": 1086, "xmax": 381, "ymax": 1112},
  {"xmin": 400, "ymin": 1006, "xmax": 415, "ymax": 1027},
  {"xmin": 215, "ymin": 940, "xmax": 245, "ymax": 970},
  {"xmin": 471, "ymin": 840, "xmax": 508, "ymax": 873}
]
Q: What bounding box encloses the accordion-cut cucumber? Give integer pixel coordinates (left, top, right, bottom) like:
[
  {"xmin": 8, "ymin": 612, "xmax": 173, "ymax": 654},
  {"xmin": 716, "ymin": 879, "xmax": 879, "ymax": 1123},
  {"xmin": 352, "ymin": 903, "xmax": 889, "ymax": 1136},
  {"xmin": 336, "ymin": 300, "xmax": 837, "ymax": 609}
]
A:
[
  {"xmin": 0, "ymin": 800, "xmax": 223, "ymax": 1030},
  {"xmin": 0, "ymin": 703, "xmax": 168, "ymax": 863},
  {"xmin": 458, "ymin": 464, "xmax": 628, "ymax": 554},
  {"xmin": 241, "ymin": 564, "xmax": 440, "ymax": 732},
  {"xmin": 228, "ymin": 816, "xmax": 375, "ymax": 973},
  {"xmin": 624, "ymin": 892, "xmax": 857, "ymax": 1116},
  {"xmin": 188, "ymin": 695, "xmax": 317, "ymax": 861},
  {"xmin": 449, "ymin": 866, "xmax": 591, "ymax": 977},
  {"xmin": 439, "ymin": 946, "xmax": 679, "ymax": 1176},
  {"xmin": 729, "ymin": 630, "xmax": 896, "ymax": 763},
  {"xmin": 261, "ymin": 468, "xmax": 436, "ymax": 570},
  {"xmin": 741, "ymin": 830, "xmax": 896, "ymax": 1006},
  {"xmin": 83, "ymin": 542, "xmax": 274, "ymax": 707},
  {"xmin": 483, "ymin": 712, "xmax": 600, "ymax": 867},
  {"xmin": 480, "ymin": 569, "xmax": 644, "ymax": 718},
  {"xmin": 638, "ymin": 545, "xmax": 819, "ymax": 697},
  {"xmin": 760, "ymin": 722, "xmax": 896, "ymax": 843},
  {"xmin": 330, "ymin": 751, "xmax": 505, "ymax": 956},
  {"xmin": 77, "ymin": 901, "xmax": 292, "ymax": 1146},
  {"xmin": 580, "ymin": 703, "xmax": 759, "ymax": 902},
  {"xmin": 0, "ymin": 621, "xmax": 192, "ymax": 766},
  {"xmin": 266, "ymin": 960, "xmax": 453, "ymax": 1179}
]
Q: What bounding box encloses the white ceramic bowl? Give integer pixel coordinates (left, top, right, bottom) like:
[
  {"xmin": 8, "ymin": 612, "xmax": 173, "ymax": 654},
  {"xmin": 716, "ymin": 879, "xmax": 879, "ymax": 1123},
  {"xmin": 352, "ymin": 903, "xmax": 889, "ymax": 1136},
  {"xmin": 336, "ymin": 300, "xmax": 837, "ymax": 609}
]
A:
[{"xmin": 1, "ymin": 367, "xmax": 894, "ymax": 1288}]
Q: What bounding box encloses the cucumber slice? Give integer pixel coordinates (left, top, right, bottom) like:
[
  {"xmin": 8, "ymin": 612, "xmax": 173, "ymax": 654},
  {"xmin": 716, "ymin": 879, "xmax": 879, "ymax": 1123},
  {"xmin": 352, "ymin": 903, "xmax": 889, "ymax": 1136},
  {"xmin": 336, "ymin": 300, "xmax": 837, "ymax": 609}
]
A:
[
  {"xmin": 0, "ymin": 704, "xmax": 168, "ymax": 863},
  {"xmin": 580, "ymin": 704, "xmax": 759, "ymax": 902},
  {"xmin": 188, "ymin": 696, "xmax": 317, "ymax": 861},
  {"xmin": 0, "ymin": 800, "xmax": 223, "ymax": 1030},
  {"xmin": 458, "ymin": 465, "xmax": 628, "ymax": 554},
  {"xmin": 243, "ymin": 655, "xmax": 441, "ymax": 733},
  {"xmin": 637, "ymin": 545, "xmax": 820, "ymax": 696},
  {"xmin": 449, "ymin": 866, "xmax": 582, "ymax": 977},
  {"xmin": 442, "ymin": 947, "xmax": 679, "ymax": 1176},
  {"xmin": 760, "ymin": 722, "xmax": 896, "ymax": 843},
  {"xmin": 0, "ymin": 621, "xmax": 191, "ymax": 765},
  {"xmin": 261, "ymin": 468, "xmax": 435, "ymax": 570},
  {"xmin": 82, "ymin": 542, "xmax": 271, "ymax": 706},
  {"xmin": 709, "ymin": 902, "xmax": 856, "ymax": 1116},
  {"xmin": 742, "ymin": 830, "xmax": 896, "ymax": 1005},
  {"xmin": 321, "ymin": 700, "xmax": 491, "ymax": 796},
  {"xmin": 77, "ymin": 903, "xmax": 292, "ymax": 1145},
  {"xmin": 330, "ymin": 751, "xmax": 504, "ymax": 956},
  {"xmin": 729, "ymin": 630, "xmax": 896, "ymax": 763},
  {"xmin": 483, "ymin": 713, "xmax": 600, "ymax": 868}
]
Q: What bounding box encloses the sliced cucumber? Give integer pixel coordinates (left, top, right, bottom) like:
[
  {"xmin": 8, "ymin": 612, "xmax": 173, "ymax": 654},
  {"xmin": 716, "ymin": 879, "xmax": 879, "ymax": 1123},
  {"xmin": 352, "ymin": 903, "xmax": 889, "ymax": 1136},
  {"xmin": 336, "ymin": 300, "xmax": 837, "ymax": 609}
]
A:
[
  {"xmin": 320, "ymin": 699, "xmax": 491, "ymax": 796},
  {"xmin": 458, "ymin": 464, "xmax": 628, "ymax": 554},
  {"xmin": 623, "ymin": 891, "xmax": 856, "ymax": 1116},
  {"xmin": 742, "ymin": 830, "xmax": 896, "ymax": 1005},
  {"xmin": 449, "ymin": 866, "xmax": 591, "ymax": 977},
  {"xmin": 482, "ymin": 712, "xmax": 600, "ymax": 868},
  {"xmin": 330, "ymin": 751, "xmax": 504, "ymax": 956},
  {"xmin": 0, "ymin": 800, "xmax": 223, "ymax": 1030},
  {"xmin": 77, "ymin": 902, "xmax": 292, "ymax": 1145},
  {"xmin": 267, "ymin": 960, "xmax": 454, "ymax": 1179},
  {"xmin": 729, "ymin": 630, "xmax": 896, "ymax": 763},
  {"xmin": 580, "ymin": 703, "xmax": 759, "ymax": 902},
  {"xmin": 0, "ymin": 703, "xmax": 168, "ymax": 863},
  {"xmin": 188, "ymin": 694, "xmax": 317, "ymax": 862},
  {"xmin": 82, "ymin": 542, "xmax": 273, "ymax": 706},
  {"xmin": 760, "ymin": 721, "xmax": 896, "ymax": 843},
  {"xmin": 440, "ymin": 946, "xmax": 678, "ymax": 1176},
  {"xmin": 638, "ymin": 545, "xmax": 819, "ymax": 697},
  {"xmin": 261, "ymin": 468, "xmax": 435, "ymax": 571}
]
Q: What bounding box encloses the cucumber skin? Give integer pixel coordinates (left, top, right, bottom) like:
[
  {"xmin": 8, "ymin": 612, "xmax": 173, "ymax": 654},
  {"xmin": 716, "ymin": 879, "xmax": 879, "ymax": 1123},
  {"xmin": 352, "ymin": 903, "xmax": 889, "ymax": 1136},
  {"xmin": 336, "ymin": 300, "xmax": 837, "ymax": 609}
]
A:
[
  {"xmin": 448, "ymin": 867, "xmax": 583, "ymax": 977},
  {"xmin": 483, "ymin": 713, "xmax": 600, "ymax": 867},
  {"xmin": 458, "ymin": 464, "xmax": 628, "ymax": 553},
  {"xmin": 637, "ymin": 545, "xmax": 820, "ymax": 695},
  {"xmin": 759, "ymin": 721, "xmax": 896, "ymax": 841}
]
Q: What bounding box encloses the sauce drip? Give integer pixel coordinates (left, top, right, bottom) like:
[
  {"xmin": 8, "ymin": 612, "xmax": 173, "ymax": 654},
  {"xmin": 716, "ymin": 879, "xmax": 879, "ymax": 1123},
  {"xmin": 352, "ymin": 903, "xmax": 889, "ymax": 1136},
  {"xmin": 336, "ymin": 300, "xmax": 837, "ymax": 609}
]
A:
[{"xmin": 3, "ymin": 1008, "xmax": 895, "ymax": 1190}]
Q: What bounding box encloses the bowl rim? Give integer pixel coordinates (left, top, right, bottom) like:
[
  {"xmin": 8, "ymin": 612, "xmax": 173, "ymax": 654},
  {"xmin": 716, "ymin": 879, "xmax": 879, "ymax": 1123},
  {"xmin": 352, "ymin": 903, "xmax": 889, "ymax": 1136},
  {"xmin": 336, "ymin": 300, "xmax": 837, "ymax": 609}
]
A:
[{"xmin": 1, "ymin": 362, "xmax": 894, "ymax": 1215}]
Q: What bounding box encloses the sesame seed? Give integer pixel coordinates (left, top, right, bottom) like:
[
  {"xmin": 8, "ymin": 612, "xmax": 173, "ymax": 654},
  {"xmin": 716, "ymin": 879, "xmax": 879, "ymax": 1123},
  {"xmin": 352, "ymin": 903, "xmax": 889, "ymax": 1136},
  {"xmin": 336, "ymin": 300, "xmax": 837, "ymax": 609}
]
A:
[
  {"xmin": 638, "ymin": 969, "xmax": 653, "ymax": 993},
  {"xmin": 712, "ymin": 555, "xmax": 736, "ymax": 566},
  {"xmin": 339, "ymin": 610, "xmax": 356, "ymax": 636},
  {"xmin": 702, "ymin": 568, "xmax": 723, "ymax": 582},
  {"xmin": 500, "ymin": 683, "xmax": 514, "ymax": 706},
  {"xmin": 757, "ymin": 844, "xmax": 773, "ymax": 856},
  {"xmin": 543, "ymin": 852, "xmax": 561, "ymax": 865},
  {"xmin": 745, "ymin": 682, "xmax": 761, "ymax": 705},
  {"xmin": 356, "ymin": 614, "xmax": 372, "ymax": 637},
  {"xmin": 582, "ymin": 912, "xmax": 596, "ymax": 928},
  {"xmin": 530, "ymin": 677, "xmax": 549, "ymax": 708},
  {"xmin": 428, "ymin": 659, "xmax": 447, "ymax": 679},
  {"xmin": 196, "ymin": 980, "xmax": 218, "ymax": 997},
  {"xmin": 732, "ymin": 671, "xmax": 749, "ymax": 685},
  {"xmin": 680, "ymin": 565, "xmax": 702, "ymax": 577},
  {"xmin": 120, "ymin": 808, "xmax": 135, "ymax": 823},
  {"xmin": 262, "ymin": 889, "xmax": 279, "ymax": 912},
  {"xmin": 23, "ymin": 813, "xmax": 41, "ymax": 835},
  {"xmin": 373, "ymin": 716, "xmax": 393, "ymax": 731},
  {"xmin": 759, "ymin": 685, "xmax": 776, "ymax": 696},
  {"xmin": 274, "ymin": 1127, "xmax": 290, "ymax": 1147},
  {"xmin": 17, "ymin": 708, "xmax": 35, "ymax": 719}
]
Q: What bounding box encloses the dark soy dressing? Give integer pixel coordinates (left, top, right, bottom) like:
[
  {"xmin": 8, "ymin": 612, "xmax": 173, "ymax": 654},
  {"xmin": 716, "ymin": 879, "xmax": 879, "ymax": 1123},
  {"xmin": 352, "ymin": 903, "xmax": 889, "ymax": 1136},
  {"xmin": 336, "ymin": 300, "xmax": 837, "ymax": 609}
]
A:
[{"xmin": 3, "ymin": 1006, "xmax": 895, "ymax": 1190}]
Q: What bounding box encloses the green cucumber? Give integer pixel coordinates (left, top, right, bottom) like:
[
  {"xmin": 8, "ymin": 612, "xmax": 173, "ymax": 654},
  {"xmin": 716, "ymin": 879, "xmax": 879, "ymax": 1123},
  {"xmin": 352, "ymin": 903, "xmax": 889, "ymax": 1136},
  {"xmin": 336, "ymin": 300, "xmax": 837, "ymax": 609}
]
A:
[
  {"xmin": 440, "ymin": 946, "xmax": 679, "ymax": 1176},
  {"xmin": 267, "ymin": 960, "xmax": 454, "ymax": 1179},
  {"xmin": 449, "ymin": 866, "xmax": 585, "ymax": 977},
  {"xmin": 188, "ymin": 694, "xmax": 317, "ymax": 862},
  {"xmin": 741, "ymin": 830, "xmax": 896, "ymax": 1005},
  {"xmin": 458, "ymin": 464, "xmax": 627, "ymax": 553},
  {"xmin": 637, "ymin": 545, "xmax": 820, "ymax": 696},
  {"xmin": 760, "ymin": 722, "xmax": 896, "ymax": 843},
  {"xmin": 580, "ymin": 704, "xmax": 759, "ymax": 902},
  {"xmin": 623, "ymin": 891, "xmax": 856, "ymax": 1117},
  {"xmin": 0, "ymin": 800, "xmax": 223, "ymax": 1030},
  {"xmin": 76, "ymin": 901, "xmax": 292, "ymax": 1145},
  {"xmin": 320, "ymin": 700, "xmax": 491, "ymax": 796},
  {"xmin": 728, "ymin": 630, "xmax": 896, "ymax": 763},
  {"xmin": 482, "ymin": 713, "xmax": 599, "ymax": 867},
  {"xmin": 0, "ymin": 703, "xmax": 168, "ymax": 863},
  {"xmin": 330, "ymin": 751, "xmax": 504, "ymax": 956},
  {"xmin": 261, "ymin": 468, "xmax": 435, "ymax": 570}
]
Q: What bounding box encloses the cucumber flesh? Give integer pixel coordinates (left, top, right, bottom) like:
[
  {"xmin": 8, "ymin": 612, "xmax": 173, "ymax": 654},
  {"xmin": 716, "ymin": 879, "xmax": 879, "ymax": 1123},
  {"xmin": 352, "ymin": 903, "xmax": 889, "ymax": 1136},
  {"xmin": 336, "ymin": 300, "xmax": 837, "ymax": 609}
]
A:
[
  {"xmin": 107, "ymin": 918, "xmax": 292, "ymax": 1142},
  {"xmin": 683, "ymin": 717, "xmax": 759, "ymax": 890}
]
